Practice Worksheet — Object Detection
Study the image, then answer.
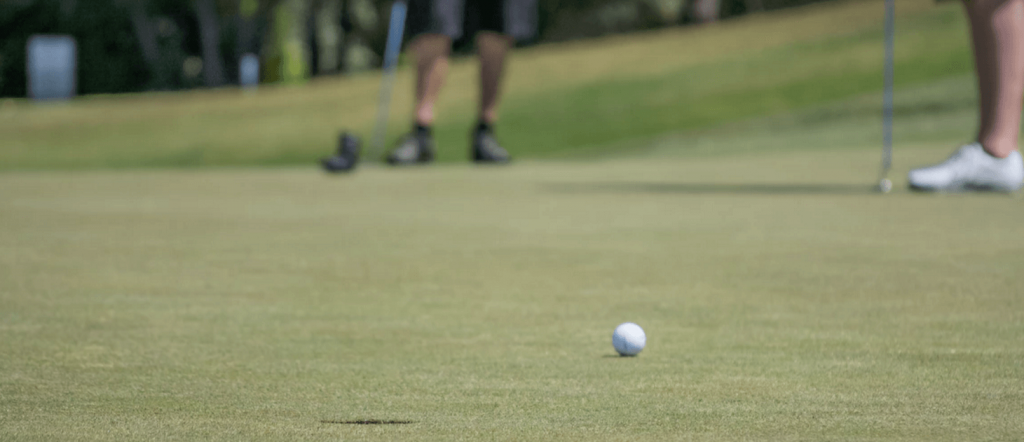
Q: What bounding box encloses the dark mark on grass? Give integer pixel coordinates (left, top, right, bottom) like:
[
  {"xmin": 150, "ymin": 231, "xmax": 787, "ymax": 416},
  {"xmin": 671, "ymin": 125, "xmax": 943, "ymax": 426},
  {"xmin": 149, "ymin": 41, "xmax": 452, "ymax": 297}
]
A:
[
  {"xmin": 321, "ymin": 419, "xmax": 414, "ymax": 425},
  {"xmin": 544, "ymin": 182, "xmax": 876, "ymax": 196}
]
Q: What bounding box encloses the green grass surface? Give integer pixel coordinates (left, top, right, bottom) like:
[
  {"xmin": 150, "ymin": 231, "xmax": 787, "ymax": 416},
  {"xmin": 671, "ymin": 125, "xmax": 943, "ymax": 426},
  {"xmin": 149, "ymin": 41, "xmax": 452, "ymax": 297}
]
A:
[
  {"xmin": 3, "ymin": 73, "xmax": 1023, "ymax": 441},
  {"xmin": 1, "ymin": 0, "xmax": 969, "ymax": 169},
  {"xmin": 3, "ymin": 143, "xmax": 1023, "ymax": 440}
]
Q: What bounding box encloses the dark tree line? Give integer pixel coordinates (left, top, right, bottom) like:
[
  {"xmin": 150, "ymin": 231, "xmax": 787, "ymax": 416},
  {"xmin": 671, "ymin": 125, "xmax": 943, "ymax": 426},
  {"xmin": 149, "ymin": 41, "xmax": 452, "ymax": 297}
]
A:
[{"xmin": 0, "ymin": 0, "xmax": 837, "ymax": 97}]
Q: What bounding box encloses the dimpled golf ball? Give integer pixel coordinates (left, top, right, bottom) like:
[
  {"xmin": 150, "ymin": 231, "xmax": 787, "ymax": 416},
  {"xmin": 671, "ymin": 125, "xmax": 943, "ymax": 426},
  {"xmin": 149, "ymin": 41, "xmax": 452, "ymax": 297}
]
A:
[
  {"xmin": 612, "ymin": 322, "xmax": 646, "ymax": 356},
  {"xmin": 879, "ymin": 178, "xmax": 893, "ymax": 193}
]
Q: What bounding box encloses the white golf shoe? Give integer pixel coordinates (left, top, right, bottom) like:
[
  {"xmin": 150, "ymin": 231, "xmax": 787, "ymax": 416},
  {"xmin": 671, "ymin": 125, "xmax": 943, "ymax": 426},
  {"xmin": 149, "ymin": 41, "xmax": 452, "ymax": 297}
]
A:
[{"xmin": 907, "ymin": 143, "xmax": 1024, "ymax": 192}]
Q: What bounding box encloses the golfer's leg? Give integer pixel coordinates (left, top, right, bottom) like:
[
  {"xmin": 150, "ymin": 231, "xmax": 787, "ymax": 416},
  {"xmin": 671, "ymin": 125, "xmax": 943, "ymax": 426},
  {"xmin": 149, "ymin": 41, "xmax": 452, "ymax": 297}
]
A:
[
  {"xmin": 412, "ymin": 34, "xmax": 452, "ymax": 126},
  {"xmin": 966, "ymin": 0, "xmax": 1024, "ymax": 158},
  {"xmin": 386, "ymin": 0, "xmax": 462, "ymax": 165},
  {"xmin": 477, "ymin": 31, "xmax": 513, "ymax": 125}
]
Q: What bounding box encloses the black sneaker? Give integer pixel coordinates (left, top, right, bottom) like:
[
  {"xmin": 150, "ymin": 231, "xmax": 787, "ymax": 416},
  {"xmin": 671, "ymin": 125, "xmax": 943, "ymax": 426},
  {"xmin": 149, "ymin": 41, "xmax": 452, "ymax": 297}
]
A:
[
  {"xmin": 472, "ymin": 125, "xmax": 510, "ymax": 164},
  {"xmin": 321, "ymin": 132, "xmax": 361, "ymax": 173},
  {"xmin": 386, "ymin": 131, "xmax": 435, "ymax": 165}
]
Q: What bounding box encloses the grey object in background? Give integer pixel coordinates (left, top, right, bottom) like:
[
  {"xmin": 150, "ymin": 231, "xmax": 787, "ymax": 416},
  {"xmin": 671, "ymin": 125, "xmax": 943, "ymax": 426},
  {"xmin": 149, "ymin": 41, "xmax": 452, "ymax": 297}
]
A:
[
  {"xmin": 879, "ymin": 0, "xmax": 894, "ymax": 193},
  {"xmin": 239, "ymin": 53, "xmax": 260, "ymax": 88},
  {"xmin": 369, "ymin": 1, "xmax": 408, "ymax": 161},
  {"xmin": 27, "ymin": 35, "xmax": 77, "ymax": 101}
]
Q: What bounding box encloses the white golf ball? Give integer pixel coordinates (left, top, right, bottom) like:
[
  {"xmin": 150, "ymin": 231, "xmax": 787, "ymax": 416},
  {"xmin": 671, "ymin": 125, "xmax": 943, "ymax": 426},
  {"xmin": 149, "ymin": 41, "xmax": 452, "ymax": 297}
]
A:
[{"xmin": 612, "ymin": 322, "xmax": 646, "ymax": 356}]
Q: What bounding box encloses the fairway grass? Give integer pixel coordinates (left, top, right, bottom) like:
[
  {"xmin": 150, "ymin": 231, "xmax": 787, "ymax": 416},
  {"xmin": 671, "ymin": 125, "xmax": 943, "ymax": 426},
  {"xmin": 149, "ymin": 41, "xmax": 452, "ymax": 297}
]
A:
[{"xmin": 2, "ymin": 143, "xmax": 1023, "ymax": 440}]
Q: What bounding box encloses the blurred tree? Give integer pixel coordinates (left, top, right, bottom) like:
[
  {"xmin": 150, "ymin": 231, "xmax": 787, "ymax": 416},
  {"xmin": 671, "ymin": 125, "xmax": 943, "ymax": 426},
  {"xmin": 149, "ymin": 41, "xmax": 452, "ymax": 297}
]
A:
[
  {"xmin": 262, "ymin": 0, "xmax": 310, "ymax": 83},
  {"xmin": 237, "ymin": 0, "xmax": 261, "ymax": 55},
  {"xmin": 313, "ymin": 0, "xmax": 343, "ymax": 74},
  {"xmin": 644, "ymin": 0, "xmax": 687, "ymax": 25},
  {"xmin": 258, "ymin": 0, "xmax": 379, "ymax": 81},
  {"xmin": 0, "ymin": 0, "xmax": 148, "ymax": 97},
  {"xmin": 117, "ymin": 0, "xmax": 175, "ymax": 89},
  {"xmin": 193, "ymin": 0, "xmax": 227, "ymax": 86},
  {"xmin": 340, "ymin": 0, "xmax": 378, "ymax": 72},
  {"xmin": 690, "ymin": 0, "xmax": 722, "ymax": 23},
  {"xmin": 0, "ymin": 0, "xmax": 844, "ymax": 97}
]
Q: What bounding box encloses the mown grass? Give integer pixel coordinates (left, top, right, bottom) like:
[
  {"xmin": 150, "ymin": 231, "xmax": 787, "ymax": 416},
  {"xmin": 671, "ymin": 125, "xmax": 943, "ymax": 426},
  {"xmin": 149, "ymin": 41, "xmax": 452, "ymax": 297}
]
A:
[
  {"xmin": 2, "ymin": 149, "xmax": 1022, "ymax": 441},
  {"xmin": 0, "ymin": 0, "xmax": 970, "ymax": 169}
]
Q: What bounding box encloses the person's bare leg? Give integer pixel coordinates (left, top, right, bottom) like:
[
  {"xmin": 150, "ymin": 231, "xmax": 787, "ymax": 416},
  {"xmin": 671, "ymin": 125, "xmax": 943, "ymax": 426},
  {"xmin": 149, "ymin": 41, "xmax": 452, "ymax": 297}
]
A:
[
  {"xmin": 476, "ymin": 31, "xmax": 513, "ymax": 125},
  {"xmin": 966, "ymin": 0, "xmax": 1024, "ymax": 158},
  {"xmin": 412, "ymin": 34, "xmax": 452, "ymax": 126},
  {"xmin": 907, "ymin": 0, "xmax": 1024, "ymax": 191}
]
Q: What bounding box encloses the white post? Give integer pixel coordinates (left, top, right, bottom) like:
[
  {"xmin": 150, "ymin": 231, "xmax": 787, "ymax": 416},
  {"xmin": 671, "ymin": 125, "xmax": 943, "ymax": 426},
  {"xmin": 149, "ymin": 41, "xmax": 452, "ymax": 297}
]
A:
[
  {"xmin": 27, "ymin": 35, "xmax": 77, "ymax": 101},
  {"xmin": 239, "ymin": 53, "xmax": 260, "ymax": 89}
]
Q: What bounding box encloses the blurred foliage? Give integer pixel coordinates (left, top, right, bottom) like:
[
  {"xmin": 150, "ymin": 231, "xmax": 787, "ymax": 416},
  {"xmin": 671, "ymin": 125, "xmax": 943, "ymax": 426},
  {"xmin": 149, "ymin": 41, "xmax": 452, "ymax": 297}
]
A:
[
  {"xmin": 1, "ymin": 0, "xmax": 841, "ymax": 97},
  {"xmin": 0, "ymin": 0, "xmax": 149, "ymax": 96}
]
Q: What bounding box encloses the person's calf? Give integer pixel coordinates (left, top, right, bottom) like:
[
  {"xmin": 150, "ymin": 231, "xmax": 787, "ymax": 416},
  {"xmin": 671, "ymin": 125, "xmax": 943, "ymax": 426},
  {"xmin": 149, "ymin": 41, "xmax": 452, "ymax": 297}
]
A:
[
  {"xmin": 411, "ymin": 34, "xmax": 452, "ymax": 126},
  {"xmin": 477, "ymin": 32, "xmax": 512, "ymax": 125}
]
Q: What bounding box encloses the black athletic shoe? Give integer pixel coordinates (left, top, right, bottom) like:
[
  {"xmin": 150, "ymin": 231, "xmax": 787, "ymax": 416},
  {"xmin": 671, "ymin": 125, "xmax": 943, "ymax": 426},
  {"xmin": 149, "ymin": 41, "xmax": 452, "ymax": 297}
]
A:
[
  {"xmin": 471, "ymin": 126, "xmax": 510, "ymax": 164},
  {"xmin": 386, "ymin": 131, "xmax": 435, "ymax": 165},
  {"xmin": 321, "ymin": 132, "xmax": 361, "ymax": 173}
]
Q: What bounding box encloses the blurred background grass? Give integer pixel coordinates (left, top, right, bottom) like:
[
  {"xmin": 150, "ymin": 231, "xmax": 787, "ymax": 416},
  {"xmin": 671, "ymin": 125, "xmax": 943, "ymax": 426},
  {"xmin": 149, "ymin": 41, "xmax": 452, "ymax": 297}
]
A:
[{"xmin": 0, "ymin": 0, "xmax": 973, "ymax": 170}]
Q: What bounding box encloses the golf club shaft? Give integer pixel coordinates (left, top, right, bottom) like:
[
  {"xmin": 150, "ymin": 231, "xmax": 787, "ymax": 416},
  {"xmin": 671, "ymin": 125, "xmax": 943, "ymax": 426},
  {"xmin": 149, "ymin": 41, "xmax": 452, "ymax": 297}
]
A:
[
  {"xmin": 882, "ymin": 0, "xmax": 894, "ymax": 178},
  {"xmin": 370, "ymin": 1, "xmax": 408, "ymax": 161}
]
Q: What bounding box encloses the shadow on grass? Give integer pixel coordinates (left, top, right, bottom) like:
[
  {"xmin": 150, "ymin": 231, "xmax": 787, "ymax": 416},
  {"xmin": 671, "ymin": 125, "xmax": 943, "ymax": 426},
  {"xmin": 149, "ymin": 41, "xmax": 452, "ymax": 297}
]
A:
[
  {"xmin": 321, "ymin": 420, "xmax": 415, "ymax": 425},
  {"xmin": 544, "ymin": 182, "xmax": 877, "ymax": 195}
]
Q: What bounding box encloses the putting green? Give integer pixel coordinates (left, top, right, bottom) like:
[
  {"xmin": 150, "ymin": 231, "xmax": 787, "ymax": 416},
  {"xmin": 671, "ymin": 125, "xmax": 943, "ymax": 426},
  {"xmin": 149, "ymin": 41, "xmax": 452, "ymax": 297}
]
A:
[{"xmin": 2, "ymin": 143, "xmax": 1022, "ymax": 441}]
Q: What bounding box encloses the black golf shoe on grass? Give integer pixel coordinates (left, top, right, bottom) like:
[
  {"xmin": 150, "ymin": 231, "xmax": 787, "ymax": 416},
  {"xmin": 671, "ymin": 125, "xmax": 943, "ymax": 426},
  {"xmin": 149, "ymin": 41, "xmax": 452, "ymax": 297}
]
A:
[
  {"xmin": 471, "ymin": 126, "xmax": 510, "ymax": 164},
  {"xmin": 386, "ymin": 131, "xmax": 435, "ymax": 165},
  {"xmin": 321, "ymin": 132, "xmax": 361, "ymax": 173}
]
